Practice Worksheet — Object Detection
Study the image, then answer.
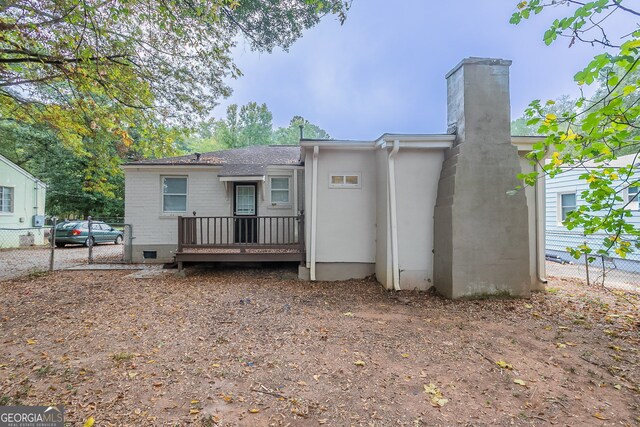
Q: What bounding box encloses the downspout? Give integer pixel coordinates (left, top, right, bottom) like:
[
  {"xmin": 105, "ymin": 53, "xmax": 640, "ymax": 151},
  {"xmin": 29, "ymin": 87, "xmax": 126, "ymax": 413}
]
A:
[
  {"xmin": 388, "ymin": 140, "xmax": 401, "ymax": 291},
  {"xmin": 310, "ymin": 145, "xmax": 319, "ymax": 281},
  {"xmin": 534, "ymin": 162, "xmax": 548, "ymax": 285}
]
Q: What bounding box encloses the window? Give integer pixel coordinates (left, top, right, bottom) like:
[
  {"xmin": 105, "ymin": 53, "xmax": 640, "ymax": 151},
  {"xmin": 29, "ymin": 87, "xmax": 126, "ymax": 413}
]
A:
[
  {"xmin": 559, "ymin": 192, "xmax": 576, "ymax": 222},
  {"xmin": 329, "ymin": 173, "xmax": 361, "ymax": 188},
  {"xmin": 162, "ymin": 177, "xmax": 187, "ymax": 213},
  {"xmin": 270, "ymin": 177, "xmax": 290, "ymax": 204},
  {"xmin": 628, "ymin": 186, "xmax": 639, "ymax": 211},
  {"xmin": 0, "ymin": 186, "xmax": 13, "ymax": 213}
]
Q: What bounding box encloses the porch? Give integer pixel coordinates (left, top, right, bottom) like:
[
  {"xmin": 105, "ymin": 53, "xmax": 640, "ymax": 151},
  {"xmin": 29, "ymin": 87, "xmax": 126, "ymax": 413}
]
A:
[{"xmin": 175, "ymin": 215, "xmax": 305, "ymax": 268}]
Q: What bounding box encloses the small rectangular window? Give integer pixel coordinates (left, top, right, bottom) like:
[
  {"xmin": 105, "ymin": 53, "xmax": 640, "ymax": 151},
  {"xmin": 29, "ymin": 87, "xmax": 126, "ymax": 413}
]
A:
[
  {"xmin": 329, "ymin": 173, "xmax": 360, "ymax": 188},
  {"xmin": 559, "ymin": 192, "xmax": 576, "ymax": 222},
  {"xmin": 163, "ymin": 177, "xmax": 187, "ymax": 213},
  {"xmin": 0, "ymin": 186, "xmax": 13, "ymax": 213},
  {"xmin": 628, "ymin": 186, "xmax": 639, "ymax": 211},
  {"xmin": 270, "ymin": 177, "xmax": 290, "ymax": 204}
]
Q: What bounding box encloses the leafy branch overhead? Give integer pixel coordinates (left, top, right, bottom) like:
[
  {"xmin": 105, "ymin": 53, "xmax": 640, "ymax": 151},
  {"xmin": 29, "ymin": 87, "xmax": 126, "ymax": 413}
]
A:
[
  {"xmin": 0, "ymin": 0, "xmax": 349, "ymax": 195},
  {"xmin": 511, "ymin": 0, "xmax": 640, "ymax": 259},
  {"xmin": 0, "ymin": 0, "xmax": 349, "ymax": 139}
]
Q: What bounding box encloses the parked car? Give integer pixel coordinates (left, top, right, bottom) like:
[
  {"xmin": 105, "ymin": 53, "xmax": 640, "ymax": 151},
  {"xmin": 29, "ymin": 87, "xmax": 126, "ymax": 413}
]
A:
[{"xmin": 50, "ymin": 220, "xmax": 123, "ymax": 247}]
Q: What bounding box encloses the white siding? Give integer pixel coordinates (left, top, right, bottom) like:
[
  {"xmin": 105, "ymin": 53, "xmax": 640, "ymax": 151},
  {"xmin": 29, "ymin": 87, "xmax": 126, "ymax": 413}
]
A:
[
  {"xmin": 545, "ymin": 166, "xmax": 640, "ymax": 262},
  {"xmin": 124, "ymin": 166, "xmax": 300, "ymax": 248}
]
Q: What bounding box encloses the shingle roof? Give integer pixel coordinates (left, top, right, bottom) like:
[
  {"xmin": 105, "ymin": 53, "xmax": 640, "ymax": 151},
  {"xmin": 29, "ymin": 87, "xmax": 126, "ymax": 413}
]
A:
[{"xmin": 126, "ymin": 145, "xmax": 303, "ymax": 168}]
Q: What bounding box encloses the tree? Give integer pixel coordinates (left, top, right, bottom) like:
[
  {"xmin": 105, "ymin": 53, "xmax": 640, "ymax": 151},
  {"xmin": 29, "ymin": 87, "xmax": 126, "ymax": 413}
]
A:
[
  {"xmin": 1, "ymin": 0, "xmax": 350, "ymax": 189},
  {"xmin": 511, "ymin": 0, "xmax": 640, "ymax": 259},
  {"xmin": 274, "ymin": 115, "xmax": 331, "ymax": 144},
  {"xmin": 214, "ymin": 102, "xmax": 273, "ymax": 148}
]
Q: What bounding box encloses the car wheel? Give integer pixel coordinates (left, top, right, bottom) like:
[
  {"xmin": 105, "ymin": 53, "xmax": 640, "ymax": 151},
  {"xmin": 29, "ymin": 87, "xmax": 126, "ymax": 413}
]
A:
[
  {"xmin": 115, "ymin": 235, "xmax": 123, "ymax": 245},
  {"xmin": 85, "ymin": 236, "xmax": 95, "ymax": 247},
  {"xmin": 55, "ymin": 242, "xmax": 66, "ymax": 248}
]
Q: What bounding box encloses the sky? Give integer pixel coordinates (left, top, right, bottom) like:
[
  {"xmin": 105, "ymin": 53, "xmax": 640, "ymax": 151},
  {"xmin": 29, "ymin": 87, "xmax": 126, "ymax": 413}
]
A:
[{"xmin": 212, "ymin": 0, "xmax": 619, "ymax": 140}]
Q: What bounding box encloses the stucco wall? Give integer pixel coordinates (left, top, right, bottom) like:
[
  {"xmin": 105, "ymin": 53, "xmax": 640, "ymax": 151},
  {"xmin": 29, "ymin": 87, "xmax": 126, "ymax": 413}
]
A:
[
  {"xmin": 375, "ymin": 149, "xmax": 390, "ymax": 288},
  {"xmin": 312, "ymin": 149, "xmax": 377, "ymax": 263},
  {"xmin": 394, "ymin": 149, "xmax": 445, "ymax": 290}
]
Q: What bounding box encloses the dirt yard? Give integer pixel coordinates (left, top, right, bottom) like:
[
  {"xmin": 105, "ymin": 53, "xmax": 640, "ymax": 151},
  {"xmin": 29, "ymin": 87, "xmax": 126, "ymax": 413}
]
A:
[{"xmin": 0, "ymin": 266, "xmax": 638, "ymax": 426}]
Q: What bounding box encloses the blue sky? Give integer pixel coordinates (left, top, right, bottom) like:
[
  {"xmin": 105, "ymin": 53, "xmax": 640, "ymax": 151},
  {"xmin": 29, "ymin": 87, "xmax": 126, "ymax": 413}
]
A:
[{"xmin": 213, "ymin": 1, "xmax": 612, "ymax": 140}]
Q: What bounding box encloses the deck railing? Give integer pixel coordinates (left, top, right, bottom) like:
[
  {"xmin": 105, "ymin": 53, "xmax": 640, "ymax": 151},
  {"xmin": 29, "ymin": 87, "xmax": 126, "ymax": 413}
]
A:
[{"xmin": 178, "ymin": 215, "xmax": 304, "ymax": 251}]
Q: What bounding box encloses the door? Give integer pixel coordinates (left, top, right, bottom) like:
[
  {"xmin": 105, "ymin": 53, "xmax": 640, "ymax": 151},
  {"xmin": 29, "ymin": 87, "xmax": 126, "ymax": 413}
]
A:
[{"xmin": 234, "ymin": 183, "xmax": 258, "ymax": 244}]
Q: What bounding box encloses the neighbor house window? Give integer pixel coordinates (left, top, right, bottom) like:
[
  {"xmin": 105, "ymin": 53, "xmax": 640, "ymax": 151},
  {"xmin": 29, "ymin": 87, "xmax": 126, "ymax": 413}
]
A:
[
  {"xmin": 0, "ymin": 186, "xmax": 13, "ymax": 213},
  {"xmin": 559, "ymin": 192, "xmax": 576, "ymax": 222},
  {"xmin": 329, "ymin": 173, "xmax": 361, "ymax": 188},
  {"xmin": 270, "ymin": 177, "xmax": 290, "ymax": 204},
  {"xmin": 628, "ymin": 186, "xmax": 639, "ymax": 211},
  {"xmin": 162, "ymin": 177, "xmax": 187, "ymax": 213}
]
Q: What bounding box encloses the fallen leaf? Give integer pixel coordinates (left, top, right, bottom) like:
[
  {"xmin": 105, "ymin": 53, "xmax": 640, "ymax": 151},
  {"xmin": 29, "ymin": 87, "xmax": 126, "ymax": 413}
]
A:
[
  {"xmin": 354, "ymin": 360, "xmax": 365, "ymax": 366},
  {"xmin": 343, "ymin": 312, "xmax": 354, "ymax": 317},
  {"xmin": 190, "ymin": 400, "xmax": 199, "ymax": 405},
  {"xmin": 83, "ymin": 416, "xmax": 95, "ymax": 427},
  {"xmin": 248, "ymin": 408, "xmax": 260, "ymax": 413},
  {"xmin": 495, "ymin": 360, "xmax": 513, "ymax": 370},
  {"xmin": 401, "ymin": 353, "xmax": 410, "ymax": 358},
  {"xmin": 614, "ymin": 384, "xmax": 622, "ymax": 390},
  {"xmin": 524, "ymin": 304, "xmax": 533, "ymax": 309},
  {"xmin": 593, "ymin": 412, "xmax": 609, "ymax": 420},
  {"xmin": 189, "ymin": 409, "xmax": 200, "ymax": 415},
  {"xmin": 556, "ymin": 343, "xmax": 567, "ymax": 349},
  {"xmin": 424, "ymin": 383, "xmax": 448, "ymax": 407},
  {"xmin": 513, "ymin": 379, "xmax": 527, "ymax": 387},
  {"xmin": 26, "ymin": 339, "xmax": 36, "ymax": 345}
]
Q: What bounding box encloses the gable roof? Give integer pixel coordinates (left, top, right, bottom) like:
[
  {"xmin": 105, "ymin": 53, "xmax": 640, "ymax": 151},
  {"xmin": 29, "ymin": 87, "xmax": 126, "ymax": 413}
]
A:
[
  {"xmin": 0, "ymin": 153, "xmax": 46, "ymax": 187},
  {"xmin": 125, "ymin": 145, "xmax": 303, "ymax": 168}
]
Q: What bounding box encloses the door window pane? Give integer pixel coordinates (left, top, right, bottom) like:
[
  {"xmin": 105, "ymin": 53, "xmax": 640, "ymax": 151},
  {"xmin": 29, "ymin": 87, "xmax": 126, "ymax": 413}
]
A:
[{"xmin": 236, "ymin": 186, "xmax": 255, "ymax": 215}]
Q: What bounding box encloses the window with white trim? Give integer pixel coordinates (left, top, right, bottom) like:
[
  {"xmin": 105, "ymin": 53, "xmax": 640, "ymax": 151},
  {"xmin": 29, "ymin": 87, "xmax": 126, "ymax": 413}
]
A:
[
  {"xmin": 628, "ymin": 186, "xmax": 639, "ymax": 211},
  {"xmin": 559, "ymin": 192, "xmax": 576, "ymax": 222},
  {"xmin": 162, "ymin": 177, "xmax": 187, "ymax": 213},
  {"xmin": 0, "ymin": 186, "xmax": 13, "ymax": 213},
  {"xmin": 329, "ymin": 173, "xmax": 361, "ymax": 188},
  {"xmin": 270, "ymin": 177, "xmax": 290, "ymax": 205}
]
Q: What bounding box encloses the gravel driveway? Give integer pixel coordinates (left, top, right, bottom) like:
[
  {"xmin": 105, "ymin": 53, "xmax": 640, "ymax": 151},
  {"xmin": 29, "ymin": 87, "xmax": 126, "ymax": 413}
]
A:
[{"xmin": 0, "ymin": 245, "xmax": 123, "ymax": 281}]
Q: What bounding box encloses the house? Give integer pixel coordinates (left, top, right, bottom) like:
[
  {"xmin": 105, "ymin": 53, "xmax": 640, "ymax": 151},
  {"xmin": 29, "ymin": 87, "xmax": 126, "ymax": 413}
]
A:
[
  {"xmin": 0, "ymin": 154, "xmax": 47, "ymax": 247},
  {"xmin": 546, "ymin": 154, "xmax": 640, "ymax": 268},
  {"xmin": 124, "ymin": 57, "xmax": 547, "ymax": 298}
]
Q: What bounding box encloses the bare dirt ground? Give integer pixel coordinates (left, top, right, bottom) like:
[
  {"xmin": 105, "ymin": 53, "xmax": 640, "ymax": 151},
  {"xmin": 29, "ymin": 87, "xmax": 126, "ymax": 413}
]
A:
[{"xmin": 0, "ymin": 266, "xmax": 638, "ymax": 426}]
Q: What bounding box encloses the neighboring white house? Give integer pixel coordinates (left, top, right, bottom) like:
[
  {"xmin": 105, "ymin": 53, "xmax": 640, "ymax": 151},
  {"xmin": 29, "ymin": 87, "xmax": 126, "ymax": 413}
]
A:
[
  {"xmin": 0, "ymin": 154, "xmax": 47, "ymax": 247},
  {"xmin": 546, "ymin": 154, "xmax": 640, "ymax": 266},
  {"xmin": 124, "ymin": 57, "xmax": 547, "ymax": 298}
]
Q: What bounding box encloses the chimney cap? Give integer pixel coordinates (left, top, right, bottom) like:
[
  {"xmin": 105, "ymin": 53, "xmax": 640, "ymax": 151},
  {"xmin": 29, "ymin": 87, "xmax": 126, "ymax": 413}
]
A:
[{"xmin": 445, "ymin": 57, "xmax": 512, "ymax": 79}]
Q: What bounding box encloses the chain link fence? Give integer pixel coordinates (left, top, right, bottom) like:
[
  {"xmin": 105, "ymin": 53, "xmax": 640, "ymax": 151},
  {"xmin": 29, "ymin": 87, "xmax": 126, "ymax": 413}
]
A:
[
  {"xmin": 0, "ymin": 218, "xmax": 133, "ymax": 282},
  {"xmin": 546, "ymin": 230, "xmax": 640, "ymax": 293}
]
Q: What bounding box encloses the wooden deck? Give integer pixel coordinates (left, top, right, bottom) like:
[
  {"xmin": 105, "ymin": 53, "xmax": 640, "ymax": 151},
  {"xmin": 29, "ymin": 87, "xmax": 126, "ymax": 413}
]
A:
[{"xmin": 175, "ymin": 216, "xmax": 305, "ymax": 268}]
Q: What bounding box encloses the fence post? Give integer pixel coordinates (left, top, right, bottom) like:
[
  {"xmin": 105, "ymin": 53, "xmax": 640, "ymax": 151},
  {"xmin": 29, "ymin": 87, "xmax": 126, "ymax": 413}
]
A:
[
  {"xmin": 584, "ymin": 239, "xmax": 590, "ymax": 286},
  {"xmin": 49, "ymin": 217, "xmax": 57, "ymax": 272},
  {"xmin": 125, "ymin": 224, "xmax": 133, "ymax": 263},
  {"xmin": 88, "ymin": 216, "xmax": 93, "ymax": 264}
]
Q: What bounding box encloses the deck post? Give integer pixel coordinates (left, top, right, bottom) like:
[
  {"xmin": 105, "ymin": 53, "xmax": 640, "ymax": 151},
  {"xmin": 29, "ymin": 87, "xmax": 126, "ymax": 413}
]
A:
[{"xmin": 177, "ymin": 216, "xmax": 183, "ymax": 253}]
